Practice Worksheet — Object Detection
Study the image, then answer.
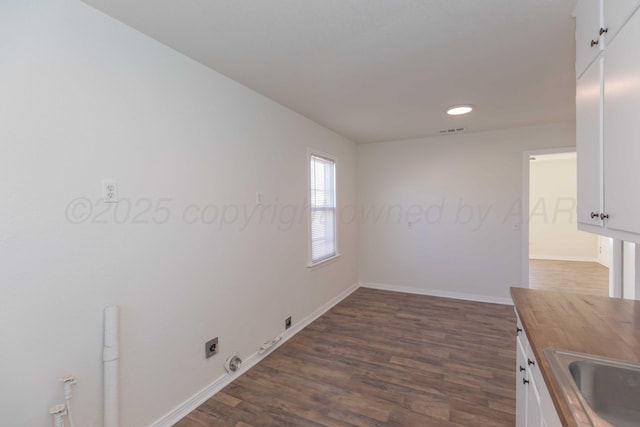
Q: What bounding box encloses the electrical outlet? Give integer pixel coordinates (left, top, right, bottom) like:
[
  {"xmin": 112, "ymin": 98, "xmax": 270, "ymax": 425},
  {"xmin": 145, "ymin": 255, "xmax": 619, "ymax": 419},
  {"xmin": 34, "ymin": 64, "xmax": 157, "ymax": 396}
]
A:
[
  {"xmin": 285, "ymin": 316, "xmax": 292, "ymax": 330},
  {"xmin": 205, "ymin": 337, "xmax": 218, "ymax": 358},
  {"xmin": 101, "ymin": 180, "xmax": 118, "ymax": 203}
]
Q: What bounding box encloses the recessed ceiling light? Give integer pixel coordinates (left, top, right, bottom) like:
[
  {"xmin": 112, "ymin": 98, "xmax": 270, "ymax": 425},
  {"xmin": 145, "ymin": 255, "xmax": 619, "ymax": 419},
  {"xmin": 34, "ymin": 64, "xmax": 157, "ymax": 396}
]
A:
[{"xmin": 447, "ymin": 105, "xmax": 473, "ymax": 115}]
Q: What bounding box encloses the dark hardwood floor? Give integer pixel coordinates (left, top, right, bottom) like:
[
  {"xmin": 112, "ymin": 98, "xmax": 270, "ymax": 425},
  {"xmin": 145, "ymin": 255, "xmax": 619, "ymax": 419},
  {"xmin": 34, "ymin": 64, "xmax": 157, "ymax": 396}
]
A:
[{"xmin": 176, "ymin": 288, "xmax": 517, "ymax": 427}]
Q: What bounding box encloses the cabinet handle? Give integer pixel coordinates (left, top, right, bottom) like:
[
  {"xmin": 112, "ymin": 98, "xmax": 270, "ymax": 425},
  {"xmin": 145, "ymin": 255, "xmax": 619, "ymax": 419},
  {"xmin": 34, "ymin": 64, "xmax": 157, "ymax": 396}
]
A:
[
  {"xmin": 516, "ymin": 327, "xmax": 522, "ymax": 335},
  {"xmin": 600, "ymin": 27, "xmax": 608, "ymax": 36},
  {"xmin": 590, "ymin": 39, "xmax": 599, "ymax": 47},
  {"xmin": 528, "ymin": 358, "xmax": 535, "ymax": 366},
  {"xmin": 600, "ymin": 213, "xmax": 609, "ymax": 220},
  {"xmin": 523, "ymin": 378, "xmax": 530, "ymax": 385},
  {"xmin": 590, "ymin": 212, "xmax": 600, "ymax": 219},
  {"xmin": 519, "ymin": 365, "xmax": 526, "ymax": 372}
]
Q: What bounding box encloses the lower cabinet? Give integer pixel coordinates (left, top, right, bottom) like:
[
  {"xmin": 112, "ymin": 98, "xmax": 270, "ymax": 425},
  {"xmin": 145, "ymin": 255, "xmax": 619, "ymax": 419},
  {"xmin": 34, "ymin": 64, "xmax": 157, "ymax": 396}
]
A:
[
  {"xmin": 515, "ymin": 312, "xmax": 562, "ymax": 427},
  {"xmin": 516, "ymin": 336, "xmax": 529, "ymax": 427}
]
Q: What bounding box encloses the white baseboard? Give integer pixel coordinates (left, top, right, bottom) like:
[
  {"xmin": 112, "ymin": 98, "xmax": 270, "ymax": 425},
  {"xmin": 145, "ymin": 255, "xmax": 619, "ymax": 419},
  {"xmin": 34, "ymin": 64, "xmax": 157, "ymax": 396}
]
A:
[
  {"xmin": 360, "ymin": 282, "xmax": 513, "ymax": 305},
  {"xmin": 529, "ymin": 255, "xmax": 599, "ymax": 262},
  {"xmin": 150, "ymin": 282, "xmax": 360, "ymax": 427}
]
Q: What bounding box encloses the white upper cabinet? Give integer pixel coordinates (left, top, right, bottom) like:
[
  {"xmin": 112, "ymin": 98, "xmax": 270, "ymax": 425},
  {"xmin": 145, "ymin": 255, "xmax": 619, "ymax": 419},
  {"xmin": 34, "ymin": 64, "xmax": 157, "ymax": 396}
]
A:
[
  {"xmin": 576, "ymin": 1, "xmax": 640, "ymax": 242},
  {"xmin": 576, "ymin": 58, "xmax": 603, "ymax": 228},
  {"xmin": 603, "ymin": 10, "xmax": 640, "ymax": 236},
  {"xmin": 575, "ymin": 0, "xmax": 602, "ymax": 78},
  {"xmin": 603, "ymin": 0, "xmax": 640, "ymax": 43},
  {"xmin": 575, "ymin": 0, "xmax": 640, "ymax": 78}
]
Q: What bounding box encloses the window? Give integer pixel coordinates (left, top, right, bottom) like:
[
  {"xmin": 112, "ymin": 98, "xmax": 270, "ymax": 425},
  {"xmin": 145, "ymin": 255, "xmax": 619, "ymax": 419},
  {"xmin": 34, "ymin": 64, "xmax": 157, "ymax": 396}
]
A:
[{"xmin": 309, "ymin": 152, "xmax": 337, "ymax": 266}]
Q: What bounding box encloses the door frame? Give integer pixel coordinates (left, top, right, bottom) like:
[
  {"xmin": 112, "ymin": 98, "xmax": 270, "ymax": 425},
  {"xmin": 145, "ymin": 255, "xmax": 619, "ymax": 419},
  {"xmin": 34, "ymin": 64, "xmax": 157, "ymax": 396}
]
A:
[{"xmin": 521, "ymin": 147, "xmax": 577, "ymax": 288}]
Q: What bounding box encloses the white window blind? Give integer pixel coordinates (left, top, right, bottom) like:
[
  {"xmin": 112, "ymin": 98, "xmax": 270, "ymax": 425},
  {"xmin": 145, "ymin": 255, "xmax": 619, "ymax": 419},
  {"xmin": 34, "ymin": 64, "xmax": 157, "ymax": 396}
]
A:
[{"xmin": 309, "ymin": 154, "xmax": 337, "ymax": 264}]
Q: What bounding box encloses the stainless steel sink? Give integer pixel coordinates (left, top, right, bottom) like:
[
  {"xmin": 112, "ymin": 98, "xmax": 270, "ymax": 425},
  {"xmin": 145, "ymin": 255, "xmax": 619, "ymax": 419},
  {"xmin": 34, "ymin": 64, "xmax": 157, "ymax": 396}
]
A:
[{"xmin": 545, "ymin": 349, "xmax": 640, "ymax": 427}]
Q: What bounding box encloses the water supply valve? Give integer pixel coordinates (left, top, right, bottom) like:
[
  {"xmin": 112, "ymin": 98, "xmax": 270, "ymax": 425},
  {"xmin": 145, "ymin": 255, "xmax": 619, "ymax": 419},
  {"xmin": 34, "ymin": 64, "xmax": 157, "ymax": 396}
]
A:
[{"xmin": 224, "ymin": 353, "xmax": 242, "ymax": 374}]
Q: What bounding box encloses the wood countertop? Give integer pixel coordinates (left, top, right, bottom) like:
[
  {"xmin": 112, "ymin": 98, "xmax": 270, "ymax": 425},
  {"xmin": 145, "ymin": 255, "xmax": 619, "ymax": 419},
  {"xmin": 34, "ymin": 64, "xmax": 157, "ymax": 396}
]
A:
[{"xmin": 510, "ymin": 287, "xmax": 640, "ymax": 427}]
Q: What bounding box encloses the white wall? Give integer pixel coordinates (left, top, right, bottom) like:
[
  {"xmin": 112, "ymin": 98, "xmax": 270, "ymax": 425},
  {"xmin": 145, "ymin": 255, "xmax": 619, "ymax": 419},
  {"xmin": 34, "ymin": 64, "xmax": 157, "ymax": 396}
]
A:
[
  {"xmin": 598, "ymin": 235, "xmax": 611, "ymax": 267},
  {"xmin": 358, "ymin": 122, "xmax": 575, "ymax": 301},
  {"xmin": 0, "ymin": 1, "xmax": 358, "ymax": 426},
  {"xmin": 529, "ymin": 157, "xmax": 598, "ymax": 261},
  {"xmin": 623, "ymin": 242, "xmax": 635, "ymax": 299}
]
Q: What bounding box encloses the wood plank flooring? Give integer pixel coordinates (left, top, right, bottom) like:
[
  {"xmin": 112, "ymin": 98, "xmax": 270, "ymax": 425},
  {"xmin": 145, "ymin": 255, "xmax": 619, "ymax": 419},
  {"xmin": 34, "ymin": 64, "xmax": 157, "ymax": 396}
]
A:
[
  {"xmin": 529, "ymin": 259, "xmax": 609, "ymax": 297},
  {"xmin": 176, "ymin": 288, "xmax": 516, "ymax": 427}
]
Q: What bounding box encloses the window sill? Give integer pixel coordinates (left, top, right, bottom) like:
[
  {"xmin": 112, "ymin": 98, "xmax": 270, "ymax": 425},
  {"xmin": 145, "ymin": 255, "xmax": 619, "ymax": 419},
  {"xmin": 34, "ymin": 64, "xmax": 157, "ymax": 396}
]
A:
[{"xmin": 307, "ymin": 253, "xmax": 341, "ymax": 270}]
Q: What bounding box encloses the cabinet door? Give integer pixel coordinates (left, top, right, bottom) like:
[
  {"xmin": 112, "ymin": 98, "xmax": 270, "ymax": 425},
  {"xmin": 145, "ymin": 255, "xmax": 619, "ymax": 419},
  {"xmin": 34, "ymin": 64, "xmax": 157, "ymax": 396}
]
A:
[
  {"xmin": 526, "ymin": 378, "xmax": 543, "ymax": 427},
  {"xmin": 603, "ymin": 10, "xmax": 640, "ymax": 237},
  {"xmin": 603, "ymin": 0, "xmax": 640, "ymax": 44},
  {"xmin": 575, "ymin": 0, "xmax": 602, "ymax": 77},
  {"xmin": 516, "ymin": 340, "xmax": 527, "ymax": 427},
  {"xmin": 532, "ymin": 366, "xmax": 564, "ymax": 427},
  {"xmin": 576, "ymin": 58, "xmax": 603, "ymax": 228}
]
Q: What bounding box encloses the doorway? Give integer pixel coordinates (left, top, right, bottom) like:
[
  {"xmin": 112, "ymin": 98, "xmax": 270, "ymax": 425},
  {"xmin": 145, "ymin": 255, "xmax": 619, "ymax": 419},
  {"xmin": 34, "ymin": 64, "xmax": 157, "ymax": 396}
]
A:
[{"xmin": 522, "ymin": 149, "xmax": 609, "ymax": 296}]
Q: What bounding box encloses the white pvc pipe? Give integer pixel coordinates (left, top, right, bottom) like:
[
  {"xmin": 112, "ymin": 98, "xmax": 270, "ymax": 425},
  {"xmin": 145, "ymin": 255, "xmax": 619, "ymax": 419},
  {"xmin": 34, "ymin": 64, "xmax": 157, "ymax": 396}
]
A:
[{"xmin": 103, "ymin": 305, "xmax": 119, "ymax": 427}]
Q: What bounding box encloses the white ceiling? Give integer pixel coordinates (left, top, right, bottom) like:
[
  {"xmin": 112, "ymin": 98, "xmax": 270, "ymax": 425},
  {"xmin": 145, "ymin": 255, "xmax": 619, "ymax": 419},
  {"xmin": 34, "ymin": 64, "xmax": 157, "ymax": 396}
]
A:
[{"xmin": 82, "ymin": 0, "xmax": 577, "ymax": 143}]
